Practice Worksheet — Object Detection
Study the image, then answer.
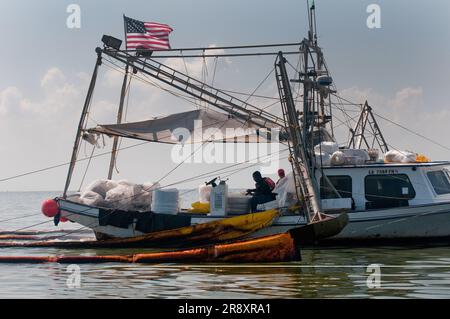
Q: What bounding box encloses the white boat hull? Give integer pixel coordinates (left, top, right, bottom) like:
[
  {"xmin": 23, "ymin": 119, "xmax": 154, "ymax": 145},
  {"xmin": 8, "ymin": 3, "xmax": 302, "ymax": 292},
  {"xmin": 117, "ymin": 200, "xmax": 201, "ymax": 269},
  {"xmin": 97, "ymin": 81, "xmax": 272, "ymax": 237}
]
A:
[
  {"xmin": 58, "ymin": 199, "xmax": 450, "ymax": 242},
  {"xmin": 331, "ymin": 202, "xmax": 450, "ymax": 240}
]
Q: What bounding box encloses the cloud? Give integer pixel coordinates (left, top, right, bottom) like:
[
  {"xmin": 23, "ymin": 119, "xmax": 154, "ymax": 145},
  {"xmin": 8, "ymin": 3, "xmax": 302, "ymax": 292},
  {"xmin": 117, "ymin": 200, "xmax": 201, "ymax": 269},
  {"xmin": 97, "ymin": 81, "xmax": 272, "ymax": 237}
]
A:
[
  {"xmin": 339, "ymin": 85, "xmax": 424, "ymax": 116},
  {"xmin": 0, "ymin": 68, "xmax": 83, "ymax": 117},
  {"xmin": 40, "ymin": 67, "xmax": 66, "ymax": 89},
  {"xmin": 0, "ymin": 86, "xmax": 23, "ymax": 115},
  {"xmin": 388, "ymin": 87, "xmax": 423, "ymax": 109}
]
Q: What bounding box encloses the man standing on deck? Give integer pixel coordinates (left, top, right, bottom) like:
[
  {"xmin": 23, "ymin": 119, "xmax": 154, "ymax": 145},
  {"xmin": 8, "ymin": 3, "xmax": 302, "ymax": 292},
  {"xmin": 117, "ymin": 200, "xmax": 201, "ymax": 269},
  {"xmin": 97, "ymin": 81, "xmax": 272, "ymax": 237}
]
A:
[
  {"xmin": 276, "ymin": 169, "xmax": 286, "ymax": 185},
  {"xmin": 246, "ymin": 171, "xmax": 276, "ymax": 212}
]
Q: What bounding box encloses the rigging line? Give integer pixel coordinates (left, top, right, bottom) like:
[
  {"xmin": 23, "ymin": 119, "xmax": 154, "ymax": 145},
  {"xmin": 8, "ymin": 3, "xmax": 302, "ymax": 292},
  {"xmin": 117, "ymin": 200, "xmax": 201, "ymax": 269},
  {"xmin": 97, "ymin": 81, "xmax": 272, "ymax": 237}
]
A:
[
  {"xmin": 332, "ymin": 107, "xmax": 358, "ymax": 128},
  {"xmin": 236, "ymin": 67, "xmax": 276, "ymax": 127},
  {"xmin": 330, "ymin": 102, "xmax": 363, "ymax": 107},
  {"xmin": 332, "ymin": 113, "xmax": 362, "ymax": 130},
  {"xmin": 290, "ymin": 52, "xmax": 302, "ymax": 97},
  {"xmin": 260, "ymin": 92, "xmax": 303, "ymax": 112},
  {"xmin": 244, "ymin": 67, "xmax": 275, "ymax": 105},
  {"xmin": 103, "ymin": 59, "xmax": 201, "ymax": 108},
  {"xmin": 115, "ymin": 75, "xmax": 133, "ymax": 174},
  {"xmin": 103, "ymin": 62, "xmax": 197, "ymax": 106},
  {"xmin": 77, "ymin": 144, "xmax": 96, "ymax": 192},
  {"xmin": 126, "ymin": 52, "xmax": 302, "ymax": 59},
  {"xmin": 330, "ymin": 92, "xmax": 366, "ymax": 108},
  {"xmin": 123, "ymin": 42, "xmax": 303, "ymax": 52},
  {"xmin": 223, "ymin": 154, "xmax": 291, "ymax": 180},
  {"xmin": 0, "ymin": 140, "xmax": 150, "ymax": 183},
  {"xmin": 176, "ymin": 152, "xmax": 292, "ymax": 197},
  {"xmin": 201, "ymin": 50, "xmax": 209, "ymax": 109},
  {"xmin": 180, "ymin": 50, "xmax": 201, "ymax": 109},
  {"xmin": 152, "ymin": 119, "xmax": 233, "ymax": 186},
  {"xmin": 0, "ymin": 213, "xmax": 39, "ymax": 223},
  {"xmin": 123, "ymin": 74, "xmax": 133, "ymax": 122},
  {"xmin": 12, "ymin": 219, "xmax": 59, "ymax": 232},
  {"xmin": 211, "ymin": 56, "xmax": 218, "ymax": 88},
  {"xmin": 332, "ymin": 97, "xmax": 357, "ymax": 142},
  {"xmin": 374, "ymin": 112, "xmax": 450, "ymax": 153},
  {"xmin": 160, "ymin": 148, "xmax": 290, "ymax": 190},
  {"xmin": 286, "ymin": 59, "xmax": 300, "ymax": 74},
  {"xmin": 331, "ymin": 91, "xmax": 450, "ymax": 152},
  {"xmin": 214, "ymin": 88, "xmax": 282, "ymax": 101}
]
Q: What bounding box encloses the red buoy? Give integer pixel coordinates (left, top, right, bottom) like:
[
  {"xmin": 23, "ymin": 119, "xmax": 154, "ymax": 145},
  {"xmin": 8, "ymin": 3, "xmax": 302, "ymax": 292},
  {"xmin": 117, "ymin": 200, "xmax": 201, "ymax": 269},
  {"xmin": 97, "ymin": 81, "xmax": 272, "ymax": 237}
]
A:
[
  {"xmin": 41, "ymin": 199, "xmax": 59, "ymax": 218},
  {"xmin": 60, "ymin": 216, "xmax": 68, "ymax": 223}
]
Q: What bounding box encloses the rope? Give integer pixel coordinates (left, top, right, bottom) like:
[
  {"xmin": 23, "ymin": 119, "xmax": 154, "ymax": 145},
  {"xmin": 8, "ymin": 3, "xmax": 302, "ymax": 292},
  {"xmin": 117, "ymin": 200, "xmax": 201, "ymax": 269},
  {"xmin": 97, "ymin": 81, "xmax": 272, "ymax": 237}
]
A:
[
  {"xmin": 329, "ymin": 91, "xmax": 450, "ymax": 154},
  {"xmin": 0, "ymin": 140, "xmax": 151, "ymax": 183},
  {"xmin": 77, "ymin": 144, "xmax": 96, "ymax": 192}
]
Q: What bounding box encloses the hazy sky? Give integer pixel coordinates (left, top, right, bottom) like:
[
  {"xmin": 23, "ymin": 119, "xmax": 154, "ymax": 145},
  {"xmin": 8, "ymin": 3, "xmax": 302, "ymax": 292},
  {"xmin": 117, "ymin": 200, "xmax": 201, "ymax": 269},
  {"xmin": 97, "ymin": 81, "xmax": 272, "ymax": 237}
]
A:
[{"xmin": 1, "ymin": 0, "xmax": 450, "ymax": 192}]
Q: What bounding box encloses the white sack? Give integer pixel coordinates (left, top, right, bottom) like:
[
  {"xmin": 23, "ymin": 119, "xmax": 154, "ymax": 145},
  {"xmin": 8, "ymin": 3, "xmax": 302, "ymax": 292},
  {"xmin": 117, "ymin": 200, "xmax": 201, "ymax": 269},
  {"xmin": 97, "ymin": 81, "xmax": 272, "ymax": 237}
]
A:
[
  {"xmin": 384, "ymin": 150, "xmax": 416, "ymax": 163},
  {"xmin": 314, "ymin": 142, "xmax": 339, "ymax": 155}
]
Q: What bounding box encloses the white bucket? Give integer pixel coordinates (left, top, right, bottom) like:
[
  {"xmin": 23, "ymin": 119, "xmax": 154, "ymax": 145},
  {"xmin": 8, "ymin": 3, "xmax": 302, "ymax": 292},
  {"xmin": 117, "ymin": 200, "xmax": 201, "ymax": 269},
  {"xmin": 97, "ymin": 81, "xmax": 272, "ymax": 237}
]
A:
[{"xmin": 151, "ymin": 188, "xmax": 179, "ymax": 215}]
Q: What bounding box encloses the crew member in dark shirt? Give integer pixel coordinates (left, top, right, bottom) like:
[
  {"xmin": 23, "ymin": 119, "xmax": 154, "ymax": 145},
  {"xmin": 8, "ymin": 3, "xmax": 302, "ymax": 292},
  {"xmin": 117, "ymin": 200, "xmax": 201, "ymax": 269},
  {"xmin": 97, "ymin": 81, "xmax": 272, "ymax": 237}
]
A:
[{"xmin": 246, "ymin": 171, "xmax": 276, "ymax": 212}]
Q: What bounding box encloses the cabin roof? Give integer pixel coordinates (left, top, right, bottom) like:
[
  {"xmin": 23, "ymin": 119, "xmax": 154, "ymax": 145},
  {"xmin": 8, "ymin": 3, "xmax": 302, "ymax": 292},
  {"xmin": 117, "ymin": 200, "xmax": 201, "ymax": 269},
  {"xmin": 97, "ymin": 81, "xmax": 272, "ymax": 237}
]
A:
[{"xmin": 322, "ymin": 161, "xmax": 450, "ymax": 170}]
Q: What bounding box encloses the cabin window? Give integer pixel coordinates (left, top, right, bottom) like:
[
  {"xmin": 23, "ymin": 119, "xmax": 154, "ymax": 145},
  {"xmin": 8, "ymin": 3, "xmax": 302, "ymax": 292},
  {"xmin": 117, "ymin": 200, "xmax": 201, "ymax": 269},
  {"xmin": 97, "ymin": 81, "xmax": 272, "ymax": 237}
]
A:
[
  {"xmin": 320, "ymin": 175, "xmax": 352, "ymax": 199},
  {"xmin": 427, "ymin": 170, "xmax": 450, "ymax": 195},
  {"xmin": 364, "ymin": 174, "xmax": 416, "ymax": 209}
]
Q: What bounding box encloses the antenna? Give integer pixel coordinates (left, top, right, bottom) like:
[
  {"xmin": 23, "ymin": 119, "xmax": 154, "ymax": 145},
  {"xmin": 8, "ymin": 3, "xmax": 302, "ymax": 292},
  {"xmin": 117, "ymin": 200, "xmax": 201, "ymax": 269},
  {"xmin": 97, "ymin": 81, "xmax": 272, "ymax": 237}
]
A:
[{"xmin": 308, "ymin": 0, "xmax": 318, "ymax": 46}]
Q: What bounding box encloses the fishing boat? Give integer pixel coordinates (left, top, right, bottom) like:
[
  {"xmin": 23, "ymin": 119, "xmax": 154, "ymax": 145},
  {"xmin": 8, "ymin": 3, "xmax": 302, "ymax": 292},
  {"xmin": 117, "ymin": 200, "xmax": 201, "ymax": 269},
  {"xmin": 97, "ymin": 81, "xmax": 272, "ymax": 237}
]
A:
[{"xmin": 42, "ymin": 2, "xmax": 450, "ymax": 244}]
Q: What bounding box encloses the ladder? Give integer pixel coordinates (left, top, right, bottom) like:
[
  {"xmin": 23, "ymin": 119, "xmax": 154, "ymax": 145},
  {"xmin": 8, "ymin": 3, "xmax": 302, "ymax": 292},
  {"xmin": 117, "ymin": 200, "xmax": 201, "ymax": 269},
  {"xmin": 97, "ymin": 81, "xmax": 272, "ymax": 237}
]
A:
[
  {"xmin": 103, "ymin": 49, "xmax": 285, "ymax": 129},
  {"xmin": 348, "ymin": 100, "xmax": 389, "ymax": 153},
  {"xmin": 275, "ymin": 52, "xmax": 321, "ymax": 221}
]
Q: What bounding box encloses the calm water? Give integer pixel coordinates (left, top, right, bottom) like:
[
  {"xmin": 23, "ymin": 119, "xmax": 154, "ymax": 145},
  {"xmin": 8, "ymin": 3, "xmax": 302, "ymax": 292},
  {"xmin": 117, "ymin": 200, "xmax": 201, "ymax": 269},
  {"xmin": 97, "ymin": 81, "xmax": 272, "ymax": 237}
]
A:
[{"xmin": 0, "ymin": 191, "xmax": 449, "ymax": 299}]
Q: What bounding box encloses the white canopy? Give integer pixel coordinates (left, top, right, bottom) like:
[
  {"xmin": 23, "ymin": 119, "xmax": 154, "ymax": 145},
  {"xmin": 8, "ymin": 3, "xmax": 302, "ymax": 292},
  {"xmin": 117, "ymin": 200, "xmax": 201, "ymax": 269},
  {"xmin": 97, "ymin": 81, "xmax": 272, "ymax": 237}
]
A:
[{"xmin": 88, "ymin": 109, "xmax": 284, "ymax": 144}]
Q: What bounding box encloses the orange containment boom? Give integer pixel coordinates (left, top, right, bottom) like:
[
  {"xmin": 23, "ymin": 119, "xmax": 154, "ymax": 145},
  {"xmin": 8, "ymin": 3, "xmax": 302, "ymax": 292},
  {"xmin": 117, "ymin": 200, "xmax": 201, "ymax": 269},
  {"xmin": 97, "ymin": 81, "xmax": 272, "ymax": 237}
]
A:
[{"xmin": 0, "ymin": 231, "xmax": 301, "ymax": 264}]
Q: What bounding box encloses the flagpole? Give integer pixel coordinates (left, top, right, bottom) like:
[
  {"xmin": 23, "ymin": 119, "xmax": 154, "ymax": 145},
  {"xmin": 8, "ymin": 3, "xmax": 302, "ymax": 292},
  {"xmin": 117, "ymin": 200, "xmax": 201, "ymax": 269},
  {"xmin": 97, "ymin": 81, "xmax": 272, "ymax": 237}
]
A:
[
  {"xmin": 123, "ymin": 14, "xmax": 127, "ymax": 50},
  {"xmin": 107, "ymin": 14, "xmax": 130, "ymax": 180}
]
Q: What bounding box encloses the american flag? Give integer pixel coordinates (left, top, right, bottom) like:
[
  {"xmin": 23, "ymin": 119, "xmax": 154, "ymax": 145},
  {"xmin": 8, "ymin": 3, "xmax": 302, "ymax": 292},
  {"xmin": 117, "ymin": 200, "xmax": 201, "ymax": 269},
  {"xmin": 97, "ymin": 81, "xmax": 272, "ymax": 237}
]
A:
[{"xmin": 124, "ymin": 15, "xmax": 173, "ymax": 50}]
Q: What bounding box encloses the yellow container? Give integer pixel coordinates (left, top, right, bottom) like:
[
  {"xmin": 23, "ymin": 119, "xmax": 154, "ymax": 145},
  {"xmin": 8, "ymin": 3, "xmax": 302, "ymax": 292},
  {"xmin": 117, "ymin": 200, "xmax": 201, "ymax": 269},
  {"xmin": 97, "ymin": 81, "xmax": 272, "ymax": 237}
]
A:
[{"xmin": 187, "ymin": 201, "xmax": 210, "ymax": 214}]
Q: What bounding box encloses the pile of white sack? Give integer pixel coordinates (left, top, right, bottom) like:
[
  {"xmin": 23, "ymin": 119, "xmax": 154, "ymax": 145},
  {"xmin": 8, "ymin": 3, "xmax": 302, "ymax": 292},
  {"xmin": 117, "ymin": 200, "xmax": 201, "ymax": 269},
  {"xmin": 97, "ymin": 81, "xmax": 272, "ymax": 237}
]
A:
[
  {"xmin": 384, "ymin": 150, "xmax": 417, "ymax": 163},
  {"xmin": 314, "ymin": 142, "xmax": 371, "ymax": 166},
  {"xmin": 74, "ymin": 179, "xmax": 160, "ymax": 212}
]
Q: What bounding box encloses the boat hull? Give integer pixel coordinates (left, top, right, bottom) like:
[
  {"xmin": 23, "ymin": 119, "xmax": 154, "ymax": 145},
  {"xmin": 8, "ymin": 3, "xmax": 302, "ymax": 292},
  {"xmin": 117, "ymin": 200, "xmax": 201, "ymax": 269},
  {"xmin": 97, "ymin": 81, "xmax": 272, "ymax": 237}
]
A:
[
  {"xmin": 330, "ymin": 202, "xmax": 450, "ymax": 241},
  {"xmin": 58, "ymin": 199, "xmax": 450, "ymax": 243},
  {"xmin": 259, "ymin": 203, "xmax": 450, "ymax": 242},
  {"xmin": 57, "ymin": 199, "xmax": 279, "ymax": 247}
]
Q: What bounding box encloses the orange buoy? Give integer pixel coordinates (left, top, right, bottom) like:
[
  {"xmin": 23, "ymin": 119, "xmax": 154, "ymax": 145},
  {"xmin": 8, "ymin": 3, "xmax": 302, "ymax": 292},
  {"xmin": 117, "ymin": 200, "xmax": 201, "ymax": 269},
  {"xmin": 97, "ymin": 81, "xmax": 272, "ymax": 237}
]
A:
[{"xmin": 41, "ymin": 199, "xmax": 59, "ymax": 218}]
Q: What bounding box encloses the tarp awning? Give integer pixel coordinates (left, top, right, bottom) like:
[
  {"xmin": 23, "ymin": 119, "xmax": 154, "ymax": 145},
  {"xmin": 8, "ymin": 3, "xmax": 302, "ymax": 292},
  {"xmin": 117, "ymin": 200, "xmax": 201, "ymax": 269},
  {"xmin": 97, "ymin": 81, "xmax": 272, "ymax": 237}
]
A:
[{"xmin": 87, "ymin": 109, "xmax": 284, "ymax": 144}]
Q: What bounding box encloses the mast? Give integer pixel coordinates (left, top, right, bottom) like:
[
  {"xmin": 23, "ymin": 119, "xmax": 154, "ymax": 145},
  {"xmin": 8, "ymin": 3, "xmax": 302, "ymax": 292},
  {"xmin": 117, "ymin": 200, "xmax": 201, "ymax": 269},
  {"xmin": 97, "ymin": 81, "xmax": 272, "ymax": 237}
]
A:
[
  {"xmin": 274, "ymin": 1, "xmax": 337, "ymax": 221},
  {"xmin": 348, "ymin": 100, "xmax": 389, "ymax": 153},
  {"xmin": 276, "ymin": 52, "xmax": 322, "ymax": 221},
  {"xmin": 63, "ymin": 48, "xmax": 102, "ymax": 198},
  {"xmin": 108, "ymin": 64, "xmax": 129, "ymax": 179}
]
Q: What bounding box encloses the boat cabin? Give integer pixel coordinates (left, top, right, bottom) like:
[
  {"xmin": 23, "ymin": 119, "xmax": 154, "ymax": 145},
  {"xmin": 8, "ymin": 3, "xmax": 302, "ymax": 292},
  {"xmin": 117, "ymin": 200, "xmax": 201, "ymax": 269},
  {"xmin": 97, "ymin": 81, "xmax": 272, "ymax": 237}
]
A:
[{"xmin": 318, "ymin": 161, "xmax": 450, "ymax": 212}]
